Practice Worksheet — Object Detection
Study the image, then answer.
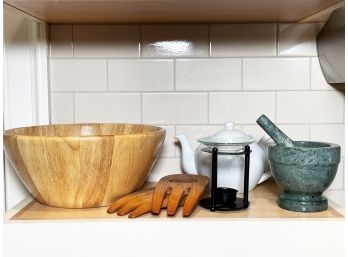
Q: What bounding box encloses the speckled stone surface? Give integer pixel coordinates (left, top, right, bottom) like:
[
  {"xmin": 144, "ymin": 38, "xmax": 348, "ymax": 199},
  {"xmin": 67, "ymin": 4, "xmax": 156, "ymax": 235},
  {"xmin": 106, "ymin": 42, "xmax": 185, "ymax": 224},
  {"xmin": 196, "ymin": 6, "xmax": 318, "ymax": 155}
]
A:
[
  {"xmin": 256, "ymin": 114, "xmax": 295, "ymax": 147},
  {"xmin": 278, "ymin": 192, "xmax": 328, "ymax": 212},
  {"xmin": 269, "ymin": 141, "xmax": 340, "ymax": 212}
]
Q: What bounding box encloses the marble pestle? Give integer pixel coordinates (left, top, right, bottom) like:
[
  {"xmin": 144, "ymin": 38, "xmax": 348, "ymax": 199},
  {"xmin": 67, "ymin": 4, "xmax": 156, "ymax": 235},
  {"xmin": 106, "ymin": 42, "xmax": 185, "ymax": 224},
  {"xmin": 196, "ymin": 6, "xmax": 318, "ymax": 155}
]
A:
[{"xmin": 256, "ymin": 114, "xmax": 295, "ymax": 147}]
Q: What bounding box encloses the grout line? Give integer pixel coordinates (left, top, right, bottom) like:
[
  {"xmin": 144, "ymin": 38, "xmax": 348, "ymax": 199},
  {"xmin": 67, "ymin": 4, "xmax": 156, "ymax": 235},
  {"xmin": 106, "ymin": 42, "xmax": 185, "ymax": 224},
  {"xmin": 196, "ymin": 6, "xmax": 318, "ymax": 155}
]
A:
[
  {"xmin": 106, "ymin": 60, "xmax": 109, "ymax": 91},
  {"xmin": 47, "ymin": 47, "xmax": 53, "ymax": 124},
  {"xmin": 174, "ymin": 125, "xmax": 178, "ymax": 157},
  {"xmin": 207, "ymin": 92, "xmax": 210, "ymax": 123},
  {"xmin": 48, "ymin": 56, "xmax": 318, "ymax": 60},
  {"xmin": 50, "ymin": 89, "xmax": 344, "ymax": 93},
  {"xmin": 241, "ymin": 58, "xmax": 244, "ymax": 91},
  {"xmin": 72, "ymin": 92, "xmax": 76, "ymax": 123},
  {"xmin": 275, "ymin": 91, "xmax": 278, "ymax": 122},
  {"xmin": 173, "ymin": 59, "xmax": 176, "ymax": 91},
  {"xmin": 308, "ymin": 124, "xmax": 312, "ymax": 141},
  {"xmin": 141, "ymin": 122, "xmax": 345, "ymax": 126},
  {"xmin": 48, "ymin": 92, "xmax": 52, "ymax": 124},
  {"xmin": 140, "ymin": 92, "xmax": 143, "ymax": 123},
  {"xmin": 309, "ymin": 57, "xmax": 312, "ymax": 90}
]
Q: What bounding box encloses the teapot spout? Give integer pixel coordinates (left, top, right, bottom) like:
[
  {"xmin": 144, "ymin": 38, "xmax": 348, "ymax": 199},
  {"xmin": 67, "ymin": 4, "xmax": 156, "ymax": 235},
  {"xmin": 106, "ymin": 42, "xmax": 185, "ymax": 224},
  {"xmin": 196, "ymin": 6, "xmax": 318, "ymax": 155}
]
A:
[{"xmin": 175, "ymin": 134, "xmax": 197, "ymax": 175}]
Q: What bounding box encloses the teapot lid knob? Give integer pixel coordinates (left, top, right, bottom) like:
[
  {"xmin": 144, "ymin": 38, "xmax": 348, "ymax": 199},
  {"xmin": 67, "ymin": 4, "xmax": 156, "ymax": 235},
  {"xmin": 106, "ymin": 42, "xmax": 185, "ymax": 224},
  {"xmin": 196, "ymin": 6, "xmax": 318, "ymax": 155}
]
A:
[{"xmin": 225, "ymin": 121, "xmax": 235, "ymax": 129}]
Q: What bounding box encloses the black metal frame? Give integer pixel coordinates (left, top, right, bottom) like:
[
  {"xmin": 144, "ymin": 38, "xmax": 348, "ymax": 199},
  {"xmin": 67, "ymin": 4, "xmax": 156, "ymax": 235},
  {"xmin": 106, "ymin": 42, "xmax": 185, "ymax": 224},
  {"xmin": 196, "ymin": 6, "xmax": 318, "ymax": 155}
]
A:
[{"xmin": 199, "ymin": 145, "xmax": 251, "ymax": 211}]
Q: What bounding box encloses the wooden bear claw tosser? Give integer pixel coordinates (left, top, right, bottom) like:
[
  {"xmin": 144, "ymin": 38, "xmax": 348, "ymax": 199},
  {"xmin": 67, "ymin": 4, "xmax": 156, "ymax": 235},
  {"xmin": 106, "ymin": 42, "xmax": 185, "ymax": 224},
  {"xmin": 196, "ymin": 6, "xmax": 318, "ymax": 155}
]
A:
[{"xmin": 107, "ymin": 174, "xmax": 209, "ymax": 218}]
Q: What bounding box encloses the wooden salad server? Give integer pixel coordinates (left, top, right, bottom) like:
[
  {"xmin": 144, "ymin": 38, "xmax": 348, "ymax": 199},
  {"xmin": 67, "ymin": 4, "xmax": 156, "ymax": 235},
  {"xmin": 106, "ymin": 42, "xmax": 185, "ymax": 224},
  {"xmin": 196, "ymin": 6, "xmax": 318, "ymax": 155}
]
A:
[
  {"xmin": 152, "ymin": 174, "xmax": 209, "ymax": 217},
  {"xmin": 107, "ymin": 174, "xmax": 209, "ymax": 218},
  {"xmin": 107, "ymin": 188, "xmax": 158, "ymax": 218},
  {"xmin": 107, "ymin": 187, "xmax": 187, "ymax": 218}
]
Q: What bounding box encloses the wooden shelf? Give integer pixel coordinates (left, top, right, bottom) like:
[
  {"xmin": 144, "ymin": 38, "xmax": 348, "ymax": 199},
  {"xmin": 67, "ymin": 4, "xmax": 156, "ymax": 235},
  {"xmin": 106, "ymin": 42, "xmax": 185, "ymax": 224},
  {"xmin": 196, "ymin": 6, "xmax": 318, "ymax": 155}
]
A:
[
  {"xmin": 6, "ymin": 179, "xmax": 343, "ymax": 221},
  {"xmin": 4, "ymin": 0, "xmax": 344, "ymax": 24}
]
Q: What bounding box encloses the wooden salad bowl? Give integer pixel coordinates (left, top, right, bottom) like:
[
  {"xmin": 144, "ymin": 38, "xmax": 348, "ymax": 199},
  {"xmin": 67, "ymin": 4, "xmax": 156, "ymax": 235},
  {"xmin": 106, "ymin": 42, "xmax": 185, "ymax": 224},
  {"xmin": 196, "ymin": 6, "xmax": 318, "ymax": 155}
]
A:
[{"xmin": 3, "ymin": 123, "xmax": 165, "ymax": 208}]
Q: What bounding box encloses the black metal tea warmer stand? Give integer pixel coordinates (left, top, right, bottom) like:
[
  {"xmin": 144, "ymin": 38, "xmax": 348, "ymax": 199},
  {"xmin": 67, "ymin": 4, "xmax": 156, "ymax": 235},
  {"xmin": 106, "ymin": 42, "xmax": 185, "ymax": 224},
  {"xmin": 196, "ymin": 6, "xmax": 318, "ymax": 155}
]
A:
[{"xmin": 199, "ymin": 145, "xmax": 251, "ymax": 211}]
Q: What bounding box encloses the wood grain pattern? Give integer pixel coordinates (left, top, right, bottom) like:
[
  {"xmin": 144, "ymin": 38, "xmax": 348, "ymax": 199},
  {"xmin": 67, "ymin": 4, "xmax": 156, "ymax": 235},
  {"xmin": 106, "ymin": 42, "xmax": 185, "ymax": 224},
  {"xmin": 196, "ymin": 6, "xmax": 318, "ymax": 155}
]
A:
[
  {"xmin": 152, "ymin": 174, "xmax": 209, "ymax": 217},
  {"xmin": 3, "ymin": 123, "xmax": 165, "ymax": 208},
  {"xmin": 8, "ymin": 179, "xmax": 343, "ymax": 221},
  {"xmin": 4, "ymin": 0, "xmax": 343, "ymax": 24},
  {"xmin": 107, "ymin": 174, "xmax": 208, "ymax": 218},
  {"xmin": 107, "ymin": 187, "xmax": 186, "ymax": 218},
  {"xmin": 107, "ymin": 188, "xmax": 155, "ymax": 218}
]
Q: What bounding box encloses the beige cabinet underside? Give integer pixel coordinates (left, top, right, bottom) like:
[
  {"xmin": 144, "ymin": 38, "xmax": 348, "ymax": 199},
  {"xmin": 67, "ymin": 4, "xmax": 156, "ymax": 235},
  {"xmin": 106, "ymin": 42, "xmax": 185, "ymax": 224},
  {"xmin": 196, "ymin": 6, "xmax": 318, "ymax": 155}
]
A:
[{"xmin": 4, "ymin": 0, "xmax": 344, "ymax": 24}]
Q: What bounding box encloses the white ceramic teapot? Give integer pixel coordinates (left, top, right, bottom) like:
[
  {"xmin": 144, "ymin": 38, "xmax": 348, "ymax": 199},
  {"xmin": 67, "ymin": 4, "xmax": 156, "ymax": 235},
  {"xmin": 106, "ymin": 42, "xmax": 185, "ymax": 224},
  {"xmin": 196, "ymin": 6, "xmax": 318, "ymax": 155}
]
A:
[{"xmin": 175, "ymin": 122, "xmax": 272, "ymax": 191}]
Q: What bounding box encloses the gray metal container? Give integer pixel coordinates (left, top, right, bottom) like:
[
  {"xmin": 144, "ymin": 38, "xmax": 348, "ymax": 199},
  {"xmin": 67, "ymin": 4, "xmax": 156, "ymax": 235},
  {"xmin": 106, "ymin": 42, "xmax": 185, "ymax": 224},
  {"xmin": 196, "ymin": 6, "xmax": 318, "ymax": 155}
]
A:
[{"xmin": 317, "ymin": 7, "xmax": 345, "ymax": 85}]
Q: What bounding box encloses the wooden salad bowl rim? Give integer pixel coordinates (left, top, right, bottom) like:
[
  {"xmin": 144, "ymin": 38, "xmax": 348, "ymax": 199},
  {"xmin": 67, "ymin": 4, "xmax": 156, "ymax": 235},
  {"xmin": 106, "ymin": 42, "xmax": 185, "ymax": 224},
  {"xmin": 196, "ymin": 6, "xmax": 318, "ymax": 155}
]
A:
[{"xmin": 3, "ymin": 123, "xmax": 165, "ymax": 138}]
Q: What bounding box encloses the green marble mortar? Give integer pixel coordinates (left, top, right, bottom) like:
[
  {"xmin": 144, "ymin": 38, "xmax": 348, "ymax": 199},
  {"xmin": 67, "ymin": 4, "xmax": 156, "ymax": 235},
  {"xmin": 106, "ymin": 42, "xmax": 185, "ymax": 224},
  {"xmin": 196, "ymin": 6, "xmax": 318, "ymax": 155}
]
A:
[{"xmin": 269, "ymin": 141, "xmax": 340, "ymax": 212}]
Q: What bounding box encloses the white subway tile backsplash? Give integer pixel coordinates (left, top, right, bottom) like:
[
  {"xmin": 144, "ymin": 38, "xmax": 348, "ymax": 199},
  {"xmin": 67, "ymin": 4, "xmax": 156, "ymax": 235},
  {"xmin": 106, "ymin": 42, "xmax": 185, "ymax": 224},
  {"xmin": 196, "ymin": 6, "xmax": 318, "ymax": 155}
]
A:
[
  {"xmin": 108, "ymin": 59, "xmax": 174, "ymax": 91},
  {"xmin": 310, "ymin": 124, "xmax": 345, "ymax": 156},
  {"xmin": 48, "ymin": 22, "xmax": 345, "ymax": 192},
  {"xmin": 243, "ymin": 58, "xmax": 310, "ymax": 90},
  {"xmin": 49, "ymin": 25, "xmax": 73, "ymax": 58},
  {"xmin": 50, "ymin": 59, "xmax": 107, "ymax": 92},
  {"xmin": 242, "ymin": 124, "xmax": 310, "ymax": 142},
  {"xmin": 209, "ymin": 92, "xmax": 276, "ymax": 124},
  {"xmin": 74, "ymin": 93, "xmax": 141, "ymax": 123},
  {"xmin": 159, "ymin": 126, "xmax": 176, "ymax": 158},
  {"xmin": 210, "ymin": 24, "xmax": 276, "ymax": 57},
  {"xmin": 73, "ymin": 25, "xmax": 140, "ymax": 58},
  {"xmin": 278, "ymin": 23, "xmax": 324, "ymax": 56},
  {"xmin": 175, "ymin": 59, "xmax": 242, "ymax": 91},
  {"xmin": 141, "ymin": 25, "xmax": 209, "ymax": 58},
  {"xmin": 147, "ymin": 158, "xmax": 182, "ymax": 182},
  {"xmin": 277, "ymin": 125, "xmax": 311, "ymax": 141},
  {"xmin": 50, "ymin": 93, "xmax": 74, "ymax": 124},
  {"xmin": 142, "ymin": 93, "xmax": 208, "ymax": 124},
  {"xmin": 241, "ymin": 125, "xmax": 268, "ymax": 142},
  {"xmin": 175, "ymin": 125, "xmax": 225, "ymax": 156},
  {"xmin": 277, "ymin": 91, "xmax": 344, "ymax": 124}
]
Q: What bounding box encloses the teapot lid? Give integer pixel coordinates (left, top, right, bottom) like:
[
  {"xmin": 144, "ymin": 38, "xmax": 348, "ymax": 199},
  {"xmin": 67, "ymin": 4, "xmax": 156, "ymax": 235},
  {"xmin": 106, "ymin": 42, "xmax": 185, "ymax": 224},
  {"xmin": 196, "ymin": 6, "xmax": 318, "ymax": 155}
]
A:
[{"xmin": 197, "ymin": 121, "xmax": 254, "ymax": 147}]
